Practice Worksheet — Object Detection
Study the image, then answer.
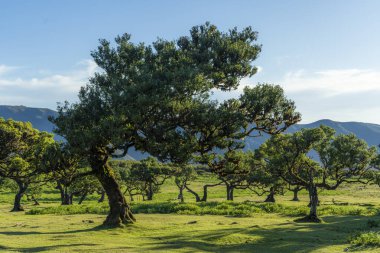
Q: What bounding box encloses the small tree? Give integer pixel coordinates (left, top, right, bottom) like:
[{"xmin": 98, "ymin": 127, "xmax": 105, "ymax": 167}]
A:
[
  {"xmin": 129, "ymin": 157, "xmax": 170, "ymax": 201},
  {"xmin": 41, "ymin": 142, "xmax": 92, "ymax": 205},
  {"xmin": 70, "ymin": 175, "xmax": 102, "ymax": 204},
  {"xmin": 260, "ymin": 126, "xmax": 377, "ymax": 222},
  {"xmin": 112, "ymin": 160, "xmax": 143, "ymax": 201},
  {"xmin": 287, "ymin": 184, "xmax": 305, "ymax": 201},
  {"xmin": 0, "ymin": 118, "xmax": 54, "ymax": 211},
  {"xmin": 174, "ymin": 164, "xmax": 223, "ymax": 202},
  {"xmin": 173, "ymin": 164, "xmax": 198, "ymax": 202}
]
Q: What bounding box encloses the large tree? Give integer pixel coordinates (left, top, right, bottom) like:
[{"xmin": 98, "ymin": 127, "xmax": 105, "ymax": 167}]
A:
[
  {"xmin": 52, "ymin": 23, "xmax": 300, "ymax": 226},
  {"xmin": 0, "ymin": 118, "xmax": 54, "ymax": 211},
  {"xmin": 259, "ymin": 126, "xmax": 377, "ymax": 222}
]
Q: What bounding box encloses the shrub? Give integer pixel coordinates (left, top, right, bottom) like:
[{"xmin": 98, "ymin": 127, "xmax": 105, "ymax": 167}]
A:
[{"xmin": 348, "ymin": 231, "xmax": 380, "ymax": 248}]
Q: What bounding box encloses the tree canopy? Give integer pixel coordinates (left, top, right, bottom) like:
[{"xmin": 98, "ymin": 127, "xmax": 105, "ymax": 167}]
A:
[
  {"xmin": 51, "ymin": 23, "xmax": 300, "ymax": 226},
  {"xmin": 258, "ymin": 126, "xmax": 377, "ymax": 222}
]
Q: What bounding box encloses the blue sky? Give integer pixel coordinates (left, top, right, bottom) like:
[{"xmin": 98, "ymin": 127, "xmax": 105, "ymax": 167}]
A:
[{"xmin": 1, "ymin": 0, "xmax": 380, "ymax": 123}]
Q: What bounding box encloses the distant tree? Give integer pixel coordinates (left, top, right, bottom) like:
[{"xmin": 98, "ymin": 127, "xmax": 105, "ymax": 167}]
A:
[
  {"xmin": 287, "ymin": 184, "xmax": 305, "ymax": 202},
  {"xmin": 112, "ymin": 160, "xmax": 142, "ymax": 201},
  {"xmin": 41, "ymin": 142, "xmax": 92, "ymax": 205},
  {"xmin": 128, "ymin": 157, "xmax": 171, "ymax": 201},
  {"xmin": 172, "ymin": 164, "xmax": 198, "ymax": 202},
  {"xmin": 259, "ymin": 126, "xmax": 377, "ymax": 222},
  {"xmin": 25, "ymin": 184, "xmax": 43, "ymax": 206},
  {"xmin": 0, "ymin": 118, "xmax": 54, "ymax": 211},
  {"xmin": 173, "ymin": 164, "xmax": 223, "ymax": 202},
  {"xmin": 70, "ymin": 175, "xmax": 102, "ymax": 204}
]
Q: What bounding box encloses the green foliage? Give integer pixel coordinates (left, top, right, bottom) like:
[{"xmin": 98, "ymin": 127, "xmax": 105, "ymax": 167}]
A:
[
  {"xmin": 0, "ymin": 118, "xmax": 55, "ymax": 210},
  {"xmin": 112, "ymin": 158, "xmax": 171, "ymax": 200},
  {"xmin": 258, "ymin": 126, "xmax": 378, "ymax": 220},
  {"xmin": 348, "ymin": 231, "xmax": 380, "ymax": 249}
]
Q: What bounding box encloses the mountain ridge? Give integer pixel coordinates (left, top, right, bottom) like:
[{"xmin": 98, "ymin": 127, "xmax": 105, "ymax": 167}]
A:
[{"xmin": 1, "ymin": 105, "xmax": 379, "ymax": 159}]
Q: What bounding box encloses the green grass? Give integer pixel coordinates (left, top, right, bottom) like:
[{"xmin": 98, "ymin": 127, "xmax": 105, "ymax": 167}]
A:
[
  {"xmin": 1, "ymin": 212, "xmax": 380, "ymax": 252},
  {"xmin": 26, "ymin": 200, "xmax": 378, "ymax": 218},
  {"xmin": 1, "ymin": 179, "xmax": 380, "ymax": 252}
]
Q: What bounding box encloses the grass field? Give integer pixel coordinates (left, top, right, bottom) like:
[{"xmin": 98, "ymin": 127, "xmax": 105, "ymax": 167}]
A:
[{"xmin": 1, "ymin": 178, "xmax": 380, "ymax": 252}]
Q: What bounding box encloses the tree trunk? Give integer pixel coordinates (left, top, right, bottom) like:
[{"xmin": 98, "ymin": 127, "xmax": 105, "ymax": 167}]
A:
[
  {"xmin": 11, "ymin": 181, "xmax": 27, "ymax": 212},
  {"xmin": 184, "ymin": 185, "xmax": 201, "ymax": 202},
  {"xmin": 129, "ymin": 193, "xmax": 134, "ymax": 202},
  {"xmin": 31, "ymin": 195, "xmax": 39, "ymax": 206},
  {"xmin": 146, "ymin": 183, "xmax": 154, "ymax": 201},
  {"xmin": 201, "ymin": 185, "xmax": 208, "ymax": 202},
  {"xmin": 291, "ymin": 187, "xmax": 300, "ymax": 201},
  {"xmin": 56, "ymin": 182, "xmax": 65, "ymax": 205},
  {"xmin": 296, "ymin": 185, "xmax": 321, "ymax": 223},
  {"xmin": 78, "ymin": 192, "xmax": 87, "ymax": 204},
  {"xmin": 264, "ymin": 187, "xmax": 276, "ymax": 203},
  {"xmin": 90, "ymin": 153, "xmax": 135, "ymax": 226},
  {"xmin": 226, "ymin": 185, "xmax": 234, "ymax": 201},
  {"xmin": 62, "ymin": 191, "xmax": 72, "ymax": 205},
  {"xmin": 98, "ymin": 191, "xmax": 105, "ymax": 203},
  {"xmin": 178, "ymin": 186, "xmax": 184, "ymax": 203},
  {"xmin": 200, "ymin": 182, "xmax": 222, "ymax": 202}
]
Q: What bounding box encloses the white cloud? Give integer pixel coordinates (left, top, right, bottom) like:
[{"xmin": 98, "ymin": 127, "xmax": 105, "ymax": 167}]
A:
[
  {"xmin": 212, "ymin": 68, "xmax": 380, "ymax": 124},
  {"xmin": 281, "ymin": 69, "xmax": 380, "ymax": 96},
  {"xmin": 277, "ymin": 69, "xmax": 380, "ymax": 124},
  {"xmin": 0, "ymin": 60, "xmax": 99, "ymax": 109},
  {"xmin": 0, "ymin": 65, "xmax": 18, "ymax": 76}
]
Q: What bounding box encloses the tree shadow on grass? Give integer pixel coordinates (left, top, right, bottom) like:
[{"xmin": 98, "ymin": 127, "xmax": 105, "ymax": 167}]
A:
[
  {"xmin": 0, "ymin": 224, "xmax": 113, "ymax": 236},
  {"xmin": 143, "ymin": 215, "xmax": 379, "ymax": 253},
  {"xmin": 2, "ymin": 243, "xmax": 99, "ymax": 252}
]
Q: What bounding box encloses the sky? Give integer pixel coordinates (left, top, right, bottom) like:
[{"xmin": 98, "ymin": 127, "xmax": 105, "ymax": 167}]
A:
[{"xmin": 1, "ymin": 0, "xmax": 380, "ymax": 124}]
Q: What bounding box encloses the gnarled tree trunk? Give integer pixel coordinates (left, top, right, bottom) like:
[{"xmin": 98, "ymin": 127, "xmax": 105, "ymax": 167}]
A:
[
  {"xmin": 185, "ymin": 185, "xmax": 200, "ymax": 202},
  {"xmin": 12, "ymin": 181, "xmax": 27, "ymax": 212},
  {"xmin": 90, "ymin": 153, "xmax": 135, "ymax": 226},
  {"xmin": 296, "ymin": 185, "xmax": 321, "ymax": 223},
  {"xmin": 264, "ymin": 187, "xmax": 276, "ymax": 203}
]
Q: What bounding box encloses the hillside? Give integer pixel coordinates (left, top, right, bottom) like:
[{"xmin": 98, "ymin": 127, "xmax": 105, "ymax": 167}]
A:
[
  {"xmin": 0, "ymin": 105, "xmax": 58, "ymax": 133},
  {"xmin": 1, "ymin": 105, "xmax": 379, "ymax": 159}
]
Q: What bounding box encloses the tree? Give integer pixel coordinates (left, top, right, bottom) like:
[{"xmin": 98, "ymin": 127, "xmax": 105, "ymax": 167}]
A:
[
  {"xmin": 41, "ymin": 142, "xmax": 92, "ymax": 205},
  {"xmin": 287, "ymin": 184, "xmax": 305, "ymax": 201},
  {"xmin": 259, "ymin": 126, "xmax": 377, "ymax": 222},
  {"xmin": 70, "ymin": 174, "xmax": 103, "ymax": 204},
  {"xmin": 208, "ymin": 151, "xmax": 253, "ymax": 201},
  {"xmin": 173, "ymin": 164, "xmax": 223, "ymax": 202},
  {"xmin": 129, "ymin": 157, "xmax": 171, "ymax": 201},
  {"xmin": 52, "ymin": 23, "xmax": 299, "ymax": 226},
  {"xmin": 0, "ymin": 118, "xmax": 54, "ymax": 211},
  {"xmin": 172, "ymin": 164, "xmax": 198, "ymax": 202},
  {"xmin": 112, "ymin": 160, "xmax": 143, "ymax": 201}
]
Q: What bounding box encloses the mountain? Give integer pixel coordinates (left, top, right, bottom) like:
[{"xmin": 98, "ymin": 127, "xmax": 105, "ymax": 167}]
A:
[
  {"xmin": 244, "ymin": 119, "xmax": 380, "ymax": 151},
  {"xmin": 0, "ymin": 105, "xmax": 58, "ymax": 133},
  {"xmin": 1, "ymin": 105, "xmax": 379, "ymax": 159}
]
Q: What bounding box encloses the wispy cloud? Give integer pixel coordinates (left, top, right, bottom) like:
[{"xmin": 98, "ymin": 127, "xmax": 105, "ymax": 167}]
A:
[
  {"xmin": 277, "ymin": 68, "xmax": 380, "ymax": 124},
  {"xmin": 0, "ymin": 65, "xmax": 18, "ymax": 76},
  {"xmin": 0, "ymin": 60, "xmax": 98, "ymax": 108},
  {"xmin": 281, "ymin": 69, "xmax": 380, "ymax": 96}
]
